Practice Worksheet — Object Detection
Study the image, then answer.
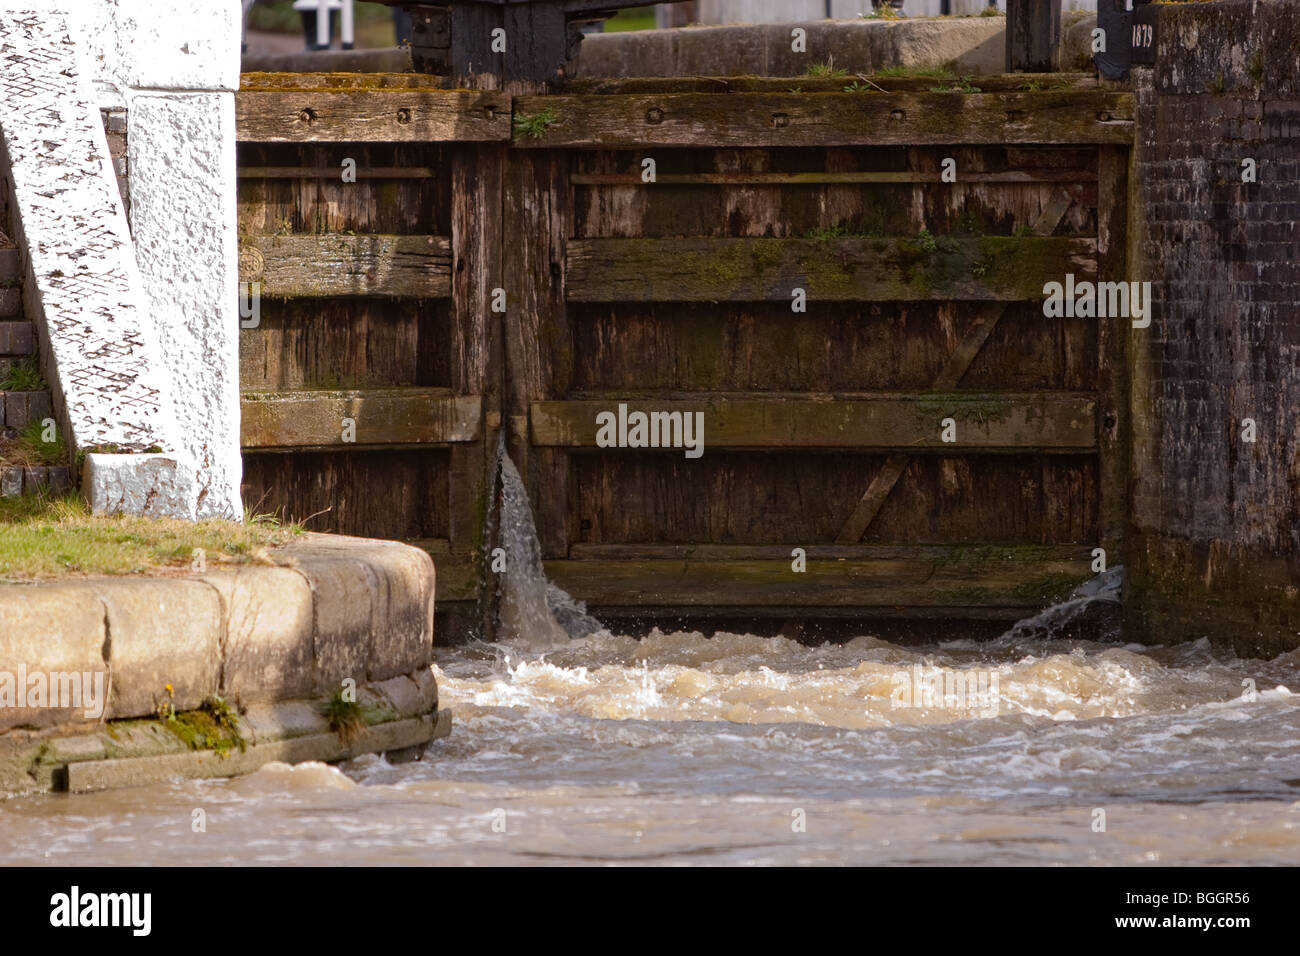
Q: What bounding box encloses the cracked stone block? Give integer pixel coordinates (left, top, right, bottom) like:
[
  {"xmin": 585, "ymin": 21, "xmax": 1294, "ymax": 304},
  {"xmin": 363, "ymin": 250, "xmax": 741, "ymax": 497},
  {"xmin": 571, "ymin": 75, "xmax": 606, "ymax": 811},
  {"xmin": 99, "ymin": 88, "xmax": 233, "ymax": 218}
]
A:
[
  {"xmin": 0, "ymin": 467, "xmax": 22, "ymax": 497},
  {"xmin": 0, "ymin": 322, "xmax": 34, "ymax": 355},
  {"xmin": 4, "ymin": 391, "xmax": 50, "ymax": 430},
  {"xmin": 0, "ymin": 289, "xmax": 22, "ymax": 319},
  {"xmin": 93, "ymin": 578, "xmax": 222, "ymax": 719},
  {"xmin": 198, "ymin": 568, "xmax": 315, "ymax": 704},
  {"xmin": 21, "ymin": 466, "xmax": 47, "ymax": 493},
  {"xmin": 81, "ymin": 452, "xmax": 198, "ymax": 520}
]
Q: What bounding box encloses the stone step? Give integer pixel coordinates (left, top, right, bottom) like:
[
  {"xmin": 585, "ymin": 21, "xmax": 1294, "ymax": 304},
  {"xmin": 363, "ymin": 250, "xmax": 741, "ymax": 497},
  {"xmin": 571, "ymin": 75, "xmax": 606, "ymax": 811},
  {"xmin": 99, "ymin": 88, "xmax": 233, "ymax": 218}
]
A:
[
  {"xmin": 0, "ymin": 322, "xmax": 34, "ymax": 355},
  {"xmin": 0, "ymin": 285, "xmax": 20, "ymax": 319},
  {"xmin": 0, "ymin": 248, "xmax": 18, "ymax": 282},
  {"xmin": 0, "ymin": 390, "xmax": 52, "ymax": 430},
  {"xmin": 0, "ymin": 464, "xmax": 71, "ymax": 497}
]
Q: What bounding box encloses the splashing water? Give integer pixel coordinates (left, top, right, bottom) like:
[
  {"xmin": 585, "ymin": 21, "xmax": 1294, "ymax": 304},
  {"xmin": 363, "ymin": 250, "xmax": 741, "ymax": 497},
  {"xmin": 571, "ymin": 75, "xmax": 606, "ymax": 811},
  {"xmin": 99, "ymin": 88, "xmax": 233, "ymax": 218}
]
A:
[
  {"xmin": 5, "ymin": 459, "xmax": 1300, "ymax": 865},
  {"xmin": 493, "ymin": 436, "xmax": 603, "ymax": 648}
]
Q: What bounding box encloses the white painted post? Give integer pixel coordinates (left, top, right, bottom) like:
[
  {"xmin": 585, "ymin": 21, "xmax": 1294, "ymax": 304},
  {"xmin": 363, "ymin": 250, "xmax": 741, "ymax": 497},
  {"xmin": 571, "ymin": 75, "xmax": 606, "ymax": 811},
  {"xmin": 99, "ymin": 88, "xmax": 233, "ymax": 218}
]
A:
[
  {"xmin": 341, "ymin": 0, "xmax": 354, "ymax": 50},
  {"xmin": 316, "ymin": 0, "xmax": 331, "ymax": 50}
]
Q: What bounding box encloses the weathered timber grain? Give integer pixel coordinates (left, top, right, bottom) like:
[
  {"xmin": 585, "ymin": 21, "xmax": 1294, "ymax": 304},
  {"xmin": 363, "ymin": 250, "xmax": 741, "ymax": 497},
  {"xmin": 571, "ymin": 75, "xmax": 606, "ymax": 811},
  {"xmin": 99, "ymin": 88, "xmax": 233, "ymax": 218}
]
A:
[
  {"xmin": 566, "ymin": 237, "xmax": 1096, "ymax": 302},
  {"xmin": 239, "ymin": 234, "xmax": 451, "ymax": 298},
  {"xmin": 512, "ymin": 91, "xmax": 1136, "ymax": 148},
  {"xmin": 837, "ymin": 199, "xmax": 1076, "ymax": 542},
  {"xmin": 531, "ymin": 394, "xmax": 1097, "ymax": 451},
  {"xmin": 543, "ymin": 552, "xmax": 1091, "ymax": 607},
  {"xmin": 1095, "ymin": 145, "xmax": 1129, "ymax": 557},
  {"xmin": 570, "ymin": 170, "xmax": 1098, "ymax": 185},
  {"xmin": 561, "ymin": 74, "xmax": 1103, "ymax": 96},
  {"xmin": 240, "ymin": 388, "xmax": 481, "ymax": 448},
  {"xmin": 236, "ymin": 89, "xmax": 511, "ymax": 142}
]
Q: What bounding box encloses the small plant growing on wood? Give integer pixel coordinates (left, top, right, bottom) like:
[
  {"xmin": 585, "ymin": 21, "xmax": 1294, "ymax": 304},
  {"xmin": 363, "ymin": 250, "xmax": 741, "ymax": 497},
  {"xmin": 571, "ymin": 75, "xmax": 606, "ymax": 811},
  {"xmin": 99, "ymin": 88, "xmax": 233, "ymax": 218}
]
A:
[
  {"xmin": 930, "ymin": 76, "xmax": 981, "ymax": 94},
  {"xmin": 980, "ymin": 5, "xmax": 1004, "ymax": 16},
  {"xmin": 861, "ymin": 3, "xmax": 901, "ymax": 20},
  {"xmin": 513, "ymin": 107, "xmax": 559, "ymax": 139},
  {"xmin": 0, "ymin": 359, "xmax": 45, "ymax": 392},
  {"xmin": 323, "ymin": 689, "xmax": 366, "ymax": 746},
  {"xmin": 807, "ymin": 57, "xmax": 848, "ymax": 79}
]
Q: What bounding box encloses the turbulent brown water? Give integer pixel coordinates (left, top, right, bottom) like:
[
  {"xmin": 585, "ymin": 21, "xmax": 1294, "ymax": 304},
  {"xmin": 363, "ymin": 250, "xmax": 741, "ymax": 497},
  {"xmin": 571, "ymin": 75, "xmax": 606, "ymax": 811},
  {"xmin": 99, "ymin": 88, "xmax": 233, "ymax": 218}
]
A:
[
  {"xmin": 2, "ymin": 451, "xmax": 1298, "ymax": 865},
  {"xmin": 2, "ymin": 627, "xmax": 1299, "ymax": 865}
]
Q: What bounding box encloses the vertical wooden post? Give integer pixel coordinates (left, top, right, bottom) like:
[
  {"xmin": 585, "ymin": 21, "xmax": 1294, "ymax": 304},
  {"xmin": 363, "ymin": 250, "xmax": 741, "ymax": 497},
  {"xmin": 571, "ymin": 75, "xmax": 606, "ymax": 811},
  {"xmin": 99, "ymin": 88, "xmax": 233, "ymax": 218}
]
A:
[
  {"xmin": 1096, "ymin": 145, "xmax": 1130, "ymax": 563},
  {"xmin": 1005, "ymin": 0, "xmax": 1061, "ymax": 72}
]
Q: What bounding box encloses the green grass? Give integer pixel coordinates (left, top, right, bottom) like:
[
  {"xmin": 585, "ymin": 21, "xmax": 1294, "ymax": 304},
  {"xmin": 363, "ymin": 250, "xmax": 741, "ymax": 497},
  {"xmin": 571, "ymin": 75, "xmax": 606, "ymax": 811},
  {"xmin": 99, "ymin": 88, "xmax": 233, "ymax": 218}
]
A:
[
  {"xmin": 513, "ymin": 107, "xmax": 559, "ymax": 140},
  {"xmin": 0, "ymin": 419, "xmax": 67, "ymax": 467},
  {"xmin": 873, "ymin": 65, "xmax": 955, "ymax": 80},
  {"xmin": 0, "ymin": 359, "xmax": 45, "ymax": 392},
  {"xmin": 606, "ymin": 5, "xmax": 658, "ymax": 32},
  {"xmin": 807, "ymin": 60, "xmax": 849, "ymax": 79},
  {"xmin": 0, "ymin": 493, "xmax": 303, "ymax": 580}
]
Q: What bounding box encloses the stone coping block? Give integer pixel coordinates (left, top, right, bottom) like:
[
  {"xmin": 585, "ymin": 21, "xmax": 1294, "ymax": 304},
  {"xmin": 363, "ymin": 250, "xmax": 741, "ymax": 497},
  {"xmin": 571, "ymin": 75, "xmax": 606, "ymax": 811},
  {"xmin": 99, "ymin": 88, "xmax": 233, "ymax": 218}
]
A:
[
  {"xmin": 82, "ymin": 453, "xmax": 199, "ymax": 520},
  {"xmin": 0, "ymin": 533, "xmax": 437, "ymax": 729},
  {"xmin": 0, "ymin": 584, "xmax": 108, "ymax": 733},
  {"xmin": 0, "ymin": 668, "xmax": 449, "ymax": 795},
  {"xmin": 575, "ymin": 17, "xmax": 1006, "ymax": 79}
]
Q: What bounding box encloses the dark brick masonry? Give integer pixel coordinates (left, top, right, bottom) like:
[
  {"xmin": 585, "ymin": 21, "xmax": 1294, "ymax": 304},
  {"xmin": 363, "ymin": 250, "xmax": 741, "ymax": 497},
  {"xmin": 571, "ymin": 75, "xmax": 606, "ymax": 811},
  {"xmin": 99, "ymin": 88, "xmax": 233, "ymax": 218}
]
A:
[{"xmin": 1126, "ymin": 0, "xmax": 1300, "ymax": 655}]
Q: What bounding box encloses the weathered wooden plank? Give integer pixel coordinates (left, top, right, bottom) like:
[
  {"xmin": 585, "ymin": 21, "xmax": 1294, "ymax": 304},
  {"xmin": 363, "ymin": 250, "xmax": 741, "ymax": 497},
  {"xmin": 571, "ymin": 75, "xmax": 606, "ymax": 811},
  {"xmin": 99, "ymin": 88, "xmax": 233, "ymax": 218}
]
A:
[
  {"xmin": 561, "ymin": 73, "xmax": 1103, "ymax": 96},
  {"xmin": 1096, "ymin": 144, "xmax": 1130, "ymax": 558},
  {"xmin": 236, "ymin": 89, "xmax": 510, "ymax": 142},
  {"xmin": 505, "ymin": 150, "xmax": 574, "ymax": 559},
  {"xmin": 241, "ymin": 388, "xmax": 481, "ymax": 448},
  {"xmin": 239, "ymin": 234, "xmax": 451, "ymax": 298},
  {"xmin": 531, "ymin": 393, "xmax": 1097, "ymax": 451},
  {"xmin": 570, "ymin": 170, "xmax": 1098, "ymax": 185},
  {"xmin": 513, "ymin": 91, "xmax": 1136, "ymax": 148},
  {"xmin": 1007, "ymin": 0, "xmax": 1062, "ymax": 73},
  {"xmin": 836, "ymin": 199, "xmax": 1076, "ymax": 543},
  {"xmin": 239, "ymin": 72, "xmax": 447, "ymax": 92},
  {"xmin": 569, "ymin": 543, "xmax": 1094, "ymax": 562},
  {"xmin": 239, "ymin": 166, "xmax": 436, "ymax": 179},
  {"xmin": 566, "ymin": 237, "xmax": 1096, "ymax": 302},
  {"xmin": 543, "ymin": 553, "xmax": 1091, "ymax": 607}
]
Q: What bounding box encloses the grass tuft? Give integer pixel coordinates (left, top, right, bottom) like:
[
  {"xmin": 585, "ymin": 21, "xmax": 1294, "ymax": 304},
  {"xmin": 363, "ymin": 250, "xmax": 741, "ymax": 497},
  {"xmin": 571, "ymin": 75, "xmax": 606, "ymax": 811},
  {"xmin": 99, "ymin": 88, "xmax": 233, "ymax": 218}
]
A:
[{"xmin": 0, "ymin": 493, "xmax": 303, "ymax": 580}]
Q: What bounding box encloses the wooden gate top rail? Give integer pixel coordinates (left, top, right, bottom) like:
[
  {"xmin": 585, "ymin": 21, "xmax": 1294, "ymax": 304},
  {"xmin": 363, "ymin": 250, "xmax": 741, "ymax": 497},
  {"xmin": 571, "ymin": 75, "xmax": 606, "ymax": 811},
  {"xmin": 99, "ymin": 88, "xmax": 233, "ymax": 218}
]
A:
[
  {"xmin": 237, "ymin": 89, "xmax": 511, "ymax": 143},
  {"xmin": 566, "ymin": 236, "xmax": 1097, "ymax": 303},
  {"xmin": 512, "ymin": 91, "xmax": 1135, "ymax": 148},
  {"xmin": 562, "ymin": 73, "xmax": 1105, "ymax": 96},
  {"xmin": 239, "ymin": 234, "xmax": 452, "ymax": 299},
  {"xmin": 241, "ymin": 388, "xmax": 481, "ymax": 449},
  {"xmin": 530, "ymin": 394, "xmax": 1097, "ymax": 451}
]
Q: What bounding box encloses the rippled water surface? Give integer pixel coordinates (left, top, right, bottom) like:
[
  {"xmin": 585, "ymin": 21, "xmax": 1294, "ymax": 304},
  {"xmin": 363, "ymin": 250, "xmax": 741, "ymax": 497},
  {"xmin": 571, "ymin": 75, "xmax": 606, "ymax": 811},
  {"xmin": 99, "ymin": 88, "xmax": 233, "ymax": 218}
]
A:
[{"xmin": 3, "ymin": 626, "xmax": 1300, "ymax": 865}]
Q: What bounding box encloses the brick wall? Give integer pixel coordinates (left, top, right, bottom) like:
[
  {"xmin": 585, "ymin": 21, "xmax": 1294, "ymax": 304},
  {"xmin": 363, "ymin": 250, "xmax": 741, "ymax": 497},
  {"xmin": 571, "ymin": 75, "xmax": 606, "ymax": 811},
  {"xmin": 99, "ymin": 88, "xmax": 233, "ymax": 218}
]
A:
[{"xmin": 1126, "ymin": 0, "xmax": 1300, "ymax": 655}]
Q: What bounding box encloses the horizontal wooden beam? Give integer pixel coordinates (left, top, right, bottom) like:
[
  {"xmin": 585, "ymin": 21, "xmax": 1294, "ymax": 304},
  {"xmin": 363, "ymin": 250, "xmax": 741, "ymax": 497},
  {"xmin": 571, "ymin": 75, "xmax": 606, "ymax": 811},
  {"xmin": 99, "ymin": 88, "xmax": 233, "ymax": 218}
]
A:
[
  {"xmin": 561, "ymin": 73, "xmax": 1104, "ymax": 96},
  {"xmin": 570, "ymin": 170, "xmax": 1097, "ymax": 185},
  {"xmin": 569, "ymin": 543, "xmax": 1092, "ymax": 562},
  {"xmin": 239, "ymin": 166, "xmax": 436, "ymax": 179},
  {"xmin": 238, "ymin": 234, "xmax": 451, "ymax": 298},
  {"xmin": 513, "ymin": 91, "xmax": 1135, "ymax": 148},
  {"xmin": 236, "ymin": 89, "xmax": 511, "ymax": 142},
  {"xmin": 543, "ymin": 551, "xmax": 1092, "ymax": 607},
  {"xmin": 241, "ymin": 388, "xmax": 481, "ymax": 449},
  {"xmin": 530, "ymin": 393, "xmax": 1097, "ymax": 451},
  {"xmin": 566, "ymin": 237, "xmax": 1095, "ymax": 302}
]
